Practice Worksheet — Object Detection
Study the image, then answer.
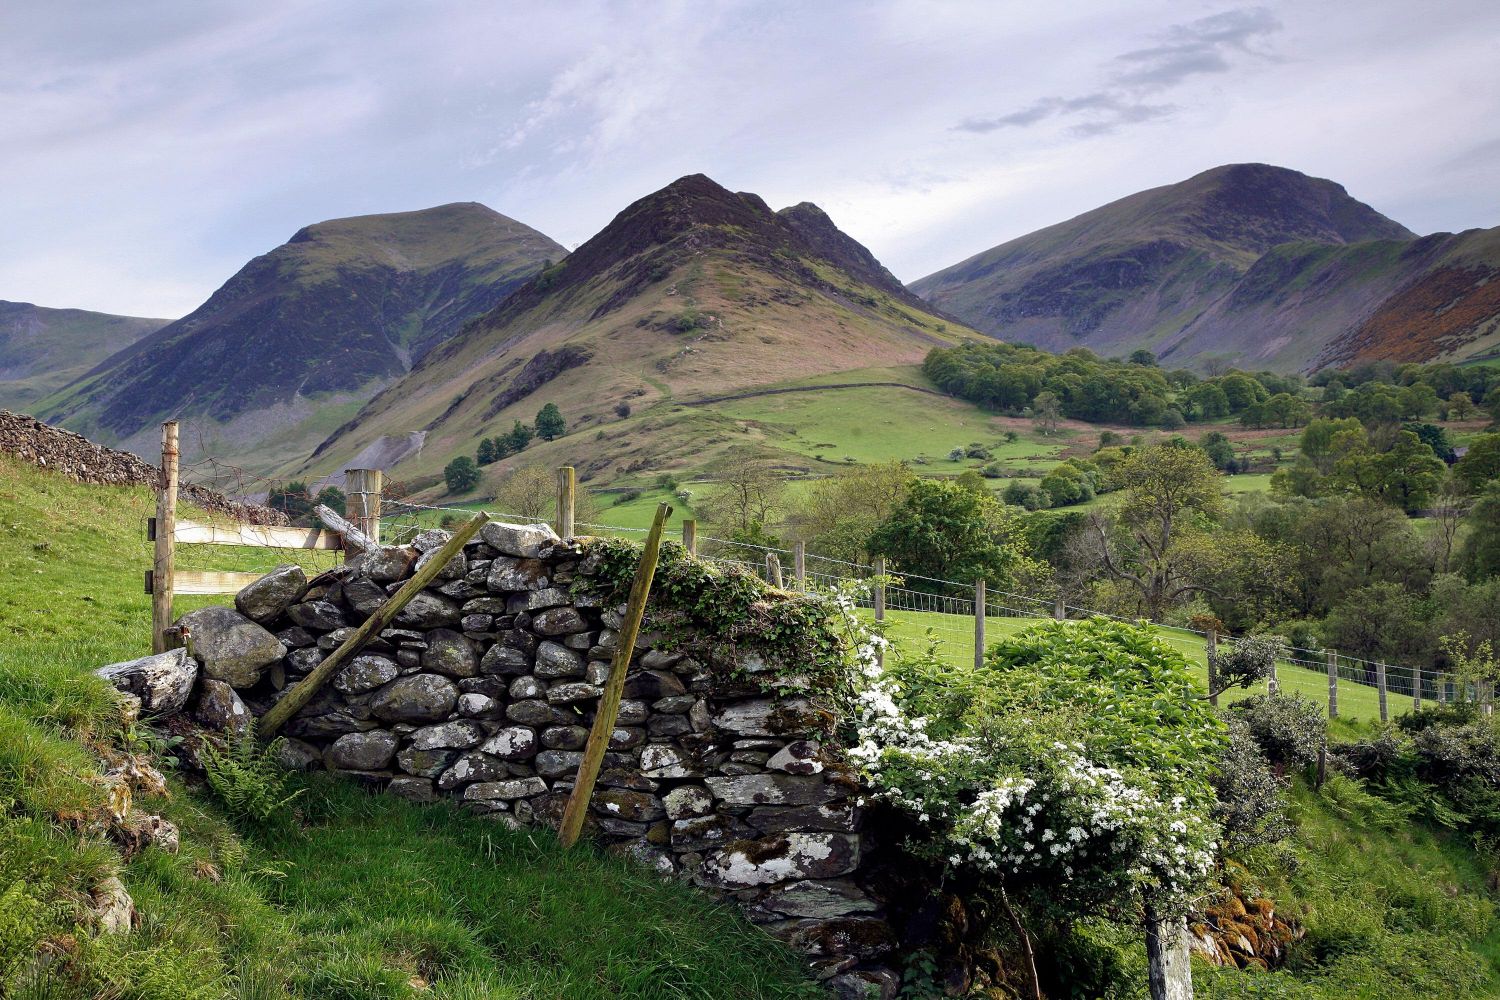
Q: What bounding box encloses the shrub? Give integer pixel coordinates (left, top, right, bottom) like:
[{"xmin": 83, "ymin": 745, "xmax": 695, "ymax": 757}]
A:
[
  {"xmin": 947, "ymin": 447, "xmax": 965, "ymax": 461},
  {"xmin": 964, "ymin": 444, "xmax": 992, "ymax": 460},
  {"xmin": 199, "ymin": 721, "xmax": 303, "ymax": 827},
  {"xmin": 1212, "ymin": 717, "xmax": 1294, "ymax": 857},
  {"xmin": 1228, "ymin": 694, "xmax": 1324, "ymax": 772},
  {"xmin": 614, "ymin": 401, "xmax": 632, "ymax": 418},
  {"xmin": 980, "ymin": 462, "xmax": 1005, "ymax": 479},
  {"xmin": 1210, "ymin": 633, "xmax": 1286, "ymax": 694},
  {"xmin": 1002, "ymin": 481, "xmax": 1045, "ymax": 511}
]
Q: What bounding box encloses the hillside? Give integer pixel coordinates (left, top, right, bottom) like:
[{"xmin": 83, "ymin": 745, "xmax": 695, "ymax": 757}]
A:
[
  {"xmin": 38, "ymin": 203, "xmax": 565, "ymax": 471},
  {"xmin": 297, "ymin": 174, "xmax": 966, "ymax": 486},
  {"xmin": 914, "ymin": 163, "xmax": 1500, "ymax": 373},
  {"xmin": 0, "ymin": 301, "xmax": 168, "ymax": 411}
]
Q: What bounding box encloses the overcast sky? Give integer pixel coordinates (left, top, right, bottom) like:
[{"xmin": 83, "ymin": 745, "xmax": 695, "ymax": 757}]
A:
[{"xmin": 4, "ymin": 0, "xmax": 1498, "ymax": 318}]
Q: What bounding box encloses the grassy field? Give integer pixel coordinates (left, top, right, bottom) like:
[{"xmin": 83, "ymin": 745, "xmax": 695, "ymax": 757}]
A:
[{"xmin": 0, "ymin": 454, "xmax": 818, "ymax": 1000}]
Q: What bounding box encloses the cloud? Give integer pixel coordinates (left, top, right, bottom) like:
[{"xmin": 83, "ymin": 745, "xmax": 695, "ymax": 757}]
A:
[
  {"xmin": 955, "ymin": 5, "xmax": 1281, "ymax": 136},
  {"xmin": 955, "ymin": 94, "xmax": 1174, "ymax": 135}
]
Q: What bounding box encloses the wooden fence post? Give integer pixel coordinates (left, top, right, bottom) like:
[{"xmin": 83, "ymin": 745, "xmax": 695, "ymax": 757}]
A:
[
  {"xmin": 345, "ymin": 469, "xmax": 382, "ymax": 553},
  {"xmin": 151, "ymin": 420, "xmax": 179, "ymax": 654},
  {"xmin": 1326, "ymin": 649, "xmax": 1338, "ymax": 719},
  {"xmin": 766, "ymin": 553, "xmax": 784, "ymax": 588},
  {"xmin": 1413, "ymin": 667, "xmax": 1422, "ymax": 712},
  {"xmin": 1053, "ymin": 594, "xmax": 1065, "ymax": 620},
  {"xmin": 1205, "ymin": 629, "xmax": 1219, "ymax": 708},
  {"xmin": 1377, "ymin": 661, "xmax": 1388, "ymax": 723},
  {"xmin": 794, "ymin": 541, "xmax": 806, "ymax": 591},
  {"xmin": 559, "ymin": 503, "xmax": 671, "ymax": 848},
  {"xmin": 682, "ymin": 519, "xmax": 697, "ymax": 557},
  {"xmin": 556, "ymin": 466, "xmax": 576, "ymax": 538},
  {"xmin": 260, "ymin": 513, "xmax": 489, "ymax": 736},
  {"xmin": 873, "ymin": 557, "xmax": 886, "ymax": 669},
  {"xmin": 1267, "ymin": 656, "xmax": 1280, "ymax": 696},
  {"xmin": 974, "ymin": 578, "xmax": 986, "ymax": 670}
]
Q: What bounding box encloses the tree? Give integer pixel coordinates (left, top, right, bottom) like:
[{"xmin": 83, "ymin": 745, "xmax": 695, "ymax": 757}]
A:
[
  {"xmin": 1091, "ymin": 444, "xmax": 1225, "ymax": 621},
  {"xmin": 443, "ymin": 456, "xmax": 481, "ymax": 494},
  {"xmin": 1030, "ymin": 391, "xmax": 1062, "ymax": 435},
  {"xmin": 867, "ymin": 478, "xmax": 1024, "ymax": 590},
  {"xmin": 1199, "ymin": 431, "xmax": 1235, "ymax": 471},
  {"xmin": 1446, "ymin": 392, "xmax": 1476, "ymax": 422},
  {"xmin": 535, "ymin": 403, "xmax": 566, "ymax": 441},
  {"xmin": 493, "ymin": 465, "xmax": 601, "ymax": 524},
  {"xmin": 1460, "ymin": 482, "xmax": 1500, "ymax": 581},
  {"xmin": 1128, "ymin": 348, "xmax": 1157, "ymax": 367},
  {"xmin": 504, "ymin": 421, "xmax": 534, "ymax": 454},
  {"xmin": 476, "ymin": 437, "xmax": 499, "ymax": 465},
  {"xmin": 791, "ymin": 461, "xmax": 912, "ymax": 563},
  {"xmin": 699, "ymin": 456, "xmax": 787, "ymax": 547},
  {"xmin": 268, "ymin": 481, "xmax": 313, "ymax": 522},
  {"xmin": 1455, "ymin": 433, "xmax": 1500, "ymax": 493},
  {"xmin": 312, "ymin": 485, "xmax": 346, "ymax": 519}
]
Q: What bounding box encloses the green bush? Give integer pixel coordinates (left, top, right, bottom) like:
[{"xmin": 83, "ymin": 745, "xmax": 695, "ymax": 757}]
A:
[{"xmin": 1228, "ymin": 694, "xmax": 1324, "ymax": 772}]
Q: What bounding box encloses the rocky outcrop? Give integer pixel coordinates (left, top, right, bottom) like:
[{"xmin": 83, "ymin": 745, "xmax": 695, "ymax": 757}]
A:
[{"xmin": 153, "ymin": 529, "xmax": 897, "ymax": 992}]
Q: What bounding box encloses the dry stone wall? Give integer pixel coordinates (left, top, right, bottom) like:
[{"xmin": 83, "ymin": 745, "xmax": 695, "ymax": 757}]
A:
[{"xmin": 103, "ymin": 520, "xmax": 897, "ymax": 998}]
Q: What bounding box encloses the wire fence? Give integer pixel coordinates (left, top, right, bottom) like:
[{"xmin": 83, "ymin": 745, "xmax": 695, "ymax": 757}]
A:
[{"xmin": 350, "ymin": 487, "xmax": 1477, "ymax": 722}]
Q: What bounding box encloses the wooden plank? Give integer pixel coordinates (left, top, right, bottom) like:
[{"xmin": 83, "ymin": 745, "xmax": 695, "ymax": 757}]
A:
[
  {"xmin": 152, "ymin": 421, "xmax": 179, "ymax": 654},
  {"xmin": 259, "ymin": 512, "xmax": 490, "ymax": 737},
  {"xmin": 174, "ymin": 570, "xmax": 266, "ymax": 595},
  {"xmin": 559, "ymin": 502, "xmax": 671, "ymax": 848},
  {"xmin": 173, "ymin": 517, "xmax": 343, "ymax": 550}
]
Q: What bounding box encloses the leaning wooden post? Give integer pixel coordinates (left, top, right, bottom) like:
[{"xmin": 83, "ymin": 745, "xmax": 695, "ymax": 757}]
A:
[
  {"xmin": 345, "ymin": 468, "xmax": 382, "ymax": 554},
  {"xmin": 559, "ymin": 502, "xmax": 672, "ymax": 849},
  {"xmin": 1205, "ymin": 629, "xmax": 1219, "ymax": 708},
  {"xmin": 873, "ymin": 557, "xmax": 887, "ymax": 669},
  {"xmin": 1377, "ymin": 660, "xmax": 1389, "ymax": 723},
  {"xmin": 556, "ymin": 466, "xmax": 576, "ymax": 538},
  {"xmin": 682, "ymin": 519, "xmax": 697, "ymax": 557},
  {"xmin": 793, "ymin": 541, "xmax": 807, "ymax": 591},
  {"xmin": 260, "ymin": 513, "xmax": 488, "ymax": 736},
  {"xmin": 151, "ymin": 420, "xmax": 180, "ymax": 654},
  {"xmin": 974, "ymin": 578, "xmax": 986, "ymax": 670},
  {"xmin": 1327, "ymin": 649, "xmax": 1339, "ymax": 719},
  {"xmin": 766, "ymin": 552, "xmax": 784, "ymax": 588}
]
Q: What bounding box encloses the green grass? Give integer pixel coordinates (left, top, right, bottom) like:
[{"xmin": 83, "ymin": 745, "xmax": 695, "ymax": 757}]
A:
[{"xmin": 0, "ymin": 454, "xmax": 818, "ymax": 999}]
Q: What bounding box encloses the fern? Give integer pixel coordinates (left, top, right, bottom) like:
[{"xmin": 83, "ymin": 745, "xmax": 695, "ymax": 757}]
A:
[{"xmin": 199, "ymin": 721, "xmax": 302, "ymax": 826}]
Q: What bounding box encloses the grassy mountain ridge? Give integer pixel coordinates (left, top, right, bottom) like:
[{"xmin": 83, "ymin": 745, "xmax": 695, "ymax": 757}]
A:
[
  {"xmin": 0, "ymin": 301, "xmax": 169, "ymax": 411},
  {"xmin": 38, "ymin": 203, "xmax": 564, "ymax": 471},
  {"xmin": 910, "ymin": 163, "xmax": 1500, "ymax": 372},
  {"xmin": 296, "ymin": 174, "xmax": 970, "ymax": 486}
]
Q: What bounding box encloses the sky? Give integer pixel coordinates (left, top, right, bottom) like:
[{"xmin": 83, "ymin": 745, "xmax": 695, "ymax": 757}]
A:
[{"xmin": 4, "ymin": 0, "xmax": 1499, "ymax": 318}]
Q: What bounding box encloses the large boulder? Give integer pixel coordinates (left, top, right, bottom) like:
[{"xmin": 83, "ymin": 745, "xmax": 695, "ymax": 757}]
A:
[
  {"xmin": 479, "ymin": 521, "xmax": 559, "ymax": 558},
  {"xmin": 177, "ymin": 607, "xmax": 285, "ymax": 688},
  {"xmin": 369, "ymin": 674, "xmax": 459, "ymax": 723},
  {"xmin": 96, "ymin": 648, "xmax": 197, "ymax": 714},
  {"xmin": 234, "ymin": 564, "xmax": 306, "ymax": 624}
]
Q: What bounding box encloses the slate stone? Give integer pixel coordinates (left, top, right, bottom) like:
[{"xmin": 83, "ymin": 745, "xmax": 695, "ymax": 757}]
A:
[
  {"xmin": 422, "ymin": 628, "xmax": 479, "ymax": 678},
  {"xmin": 663, "ymin": 785, "xmax": 714, "ymax": 819},
  {"xmin": 534, "ymin": 750, "xmax": 584, "ymax": 779},
  {"xmin": 478, "ymin": 726, "xmax": 537, "ymax": 760},
  {"xmin": 408, "ymin": 720, "xmax": 486, "ymax": 751},
  {"xmin": 369, "ymin": 674, "xmax": 459, "ymax": 723},
  {"xmin": 640, "ymin": 745, "xmax": 702, "ymax": 778},
  {"xmin": 711, "ymin": 697, "xmax": 820, "ymax": 737},
  {"xmin": 480, "ymin": 645, "xmax": 531, "ymax": 676},
  {"xmin": 275, "ymin": 626, "xmax": 317, "ymax": 649},
  {"xmin": 394, "ymin": 592, "xmax": 462, "ymax": 629},
  {"xmin": 387, "ymin": 777, "xmax": 438, "ymax": 803},
  {"xmin": 326, "ymin": 730, "xmax": 398, "ymax": 771},
  {"xmin": 505, "ymin": 587, "xmax": 571, "ymax": 612},
  {"xmin": 705, "ymin": 774, "xmax": 843, "ymax": 807},
  {"xmin": 366, "ymin": 545, "xmax": 418, "ymax": 583},
  {"xmin": 768, "ymin": 740, "xmax": 824, "ymax": 775},
  {"xmin": 438, "ymin": 752, "xmax": 509, "ymax": 790},
  {"xmin": 193, "ymin": 678, "xmax": 249, "ymax": 733},
  {"xmin": 177, "ymin": 606, "xmax": 285, "ymax": 688},
  {"xmin": 546, "ymin": 682, "xmax": 602, "ymax": 704},
  {"xmin": 343, "ymin": 578, "xmax": 390, "ymax": 618},
  {"xmin": 541, "ymin": 725, "xmax": 589, "ymax": 750},
  {"xmin": 415, "ymin": 545, "xmax": 466, "ymax": 581},
  {"xmin": 486, "ymin": 557, "xmax": 550, "ymax": 591},
  {"xmin": 461, "ymin": 596, "xmax": 510, "ymax": 615},
  {"xmin": 760, "ymin": 880, "xmax": 879, "ymax": 920},
  {"xmin": 96, "ymin": 648, "xmax": 198, "ymax": 714},
  {"xmin": 622, "ymin": 670, "xmax": 686, "ymax": 699},
  {"xmin": 531, "ymin": 607, "xmax": 589, "ymax": 635},
  {"xmin": 333, "ymin": 654, "xmax": 399, "ymax": 694},
  {"xmin": 594, "ymin": 789, "xmax": 665, "ymax": 822},
  {"xmin": 479, "ymin": 521, "xmax": 559, "ymax": 558},
  {"xmin": 698, "ymin": 833, "xmax": 860, "ymax": 889},
  {"xmin": 534, "ymin": 641, "xmax": 585, "ymax": 678},
  {"xmin": 505, "ymin": 699, "xmax": 555, "ymax": 726},
  {"xmin": 287, "ymin": 600, "xmax": 346, "ymax": 631},
  {"xmin": 411, "ymin": 528, "xmax": 452, "ymax": 552},
  {"xmin": 396, "ymin": 747, "xmax": 457, "ymax": 778},
  {"xmin": 455, "ymin": 693, "xmax": 503, "ymax": 719},
  {"xmin": 234, "ymin": 564, "xmax": 306, "ymax": 624},
  {"xmin": 508, "ymin": 676, "xmax": 546, "ymax": 700},
  {"xmin": 465, "ymin": 777, "xmax": 548, "ymax": 800}
]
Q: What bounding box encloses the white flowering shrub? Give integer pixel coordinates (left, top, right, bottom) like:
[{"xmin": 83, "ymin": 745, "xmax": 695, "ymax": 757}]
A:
[{"xmin": 841, "ymin": 613, "xmax": 1226, "ymax": 925}]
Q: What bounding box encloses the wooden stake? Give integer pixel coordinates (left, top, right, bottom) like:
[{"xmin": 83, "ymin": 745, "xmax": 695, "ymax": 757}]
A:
[
  {"xmin": 974, "ymin": 578, "xmax": 986, "ymax": 671},
  {"xmin": 559, "ymin": 502, "xmax": 672, "ymax": 848},
  {"xmin": 260, "ymin": 512, "xmax": 489, "ymax": 736},
  {"xmin": 1205, "ymin": 630, "xmax": 1219, "ymax": 708},
  {"xmin": 766, "ymin": 552, "xmax": 784, "ymax": 588},
  {"xmin": 1413, "ymin": 667, "xmax": 1422, "ymax": 712},
  {"xmin": 151, "ymin": 421, "xmax": 179, "ymax": 654},
  {"xmin": 1377, "ymin": 660, "xmax": 1388, "ymax": 723},
  {"xmin": 682, "ymin": 518, "xmax": 697, "ymax": 557},
  {"xmin": 556, "ymin": 466, "xmax": 576, "ymax": 538},
  {"xmin": 1327, "ymin": 649, "xmax": 1338, "ymax": 719},
  {"xmin": 873, "ymin": 557, "xmax": 886, "ymax": 670},
  {"xmin": 793, "ymin": 541, "xmax": 806, "ymax": 591},
  {"xmin": 1053, "ymin": 594, "xmax": 1065, "ymax": 620},
  {"xmin": 345, "ymin": 469, "xmax": 382, "ymax": 553}
]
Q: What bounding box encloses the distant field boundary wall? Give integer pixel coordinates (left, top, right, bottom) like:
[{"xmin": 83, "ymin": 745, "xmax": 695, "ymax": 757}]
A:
[{"xmin": 679, "ymin": 381, "xmax": 947, "ymax": 407}]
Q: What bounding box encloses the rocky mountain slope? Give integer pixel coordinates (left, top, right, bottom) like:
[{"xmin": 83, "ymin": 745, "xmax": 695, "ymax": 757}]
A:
[
  {"xmin": 297, "ymin": 174, "xmax": 965, "ymax": 485},
  {"xmin": 911, "ymin": 164, "xmax": 1500, "ymax": 371},
  {"xmin": 0, "ymin": 301, "xmax": 168, "ymax": 411},
  {"xmin": 38, "ymin": 203, "xmax": 565, "ymax": 469}
]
